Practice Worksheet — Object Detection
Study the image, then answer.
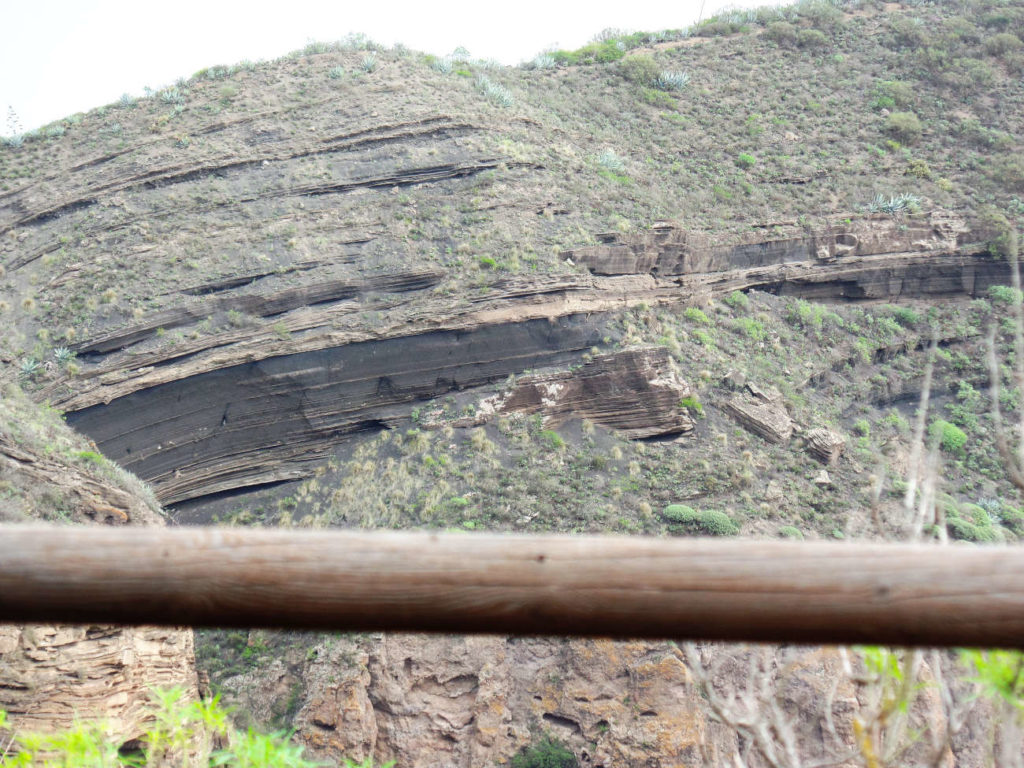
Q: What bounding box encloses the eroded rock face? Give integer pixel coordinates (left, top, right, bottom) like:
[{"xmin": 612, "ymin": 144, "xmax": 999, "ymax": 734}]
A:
[
  {"xmin": 0, "ymin": 626, "xmax": 198, "ymax": 743},
  {"xmin": 0, "ymin": 384, "xmax": 199, "ymax": 748},
  {"xmin": 448, "ymin": 347, "xmax": 694, "ymax": 439},
  {"xmin": 221, "ymin": 635, "xmax": 732, "ymax": 768},
  {"xmin": 216, "ymin": 635, "xmax": 973, "ymax": 768}
]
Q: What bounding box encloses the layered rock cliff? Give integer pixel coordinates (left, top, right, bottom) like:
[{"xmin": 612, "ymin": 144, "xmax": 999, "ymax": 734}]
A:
[
  {"xmin": 0, "ymin": 383, "xmax": 199, "ymax": 750},
  {"xmin": 2, "ymin": 0, "xmax": 1023, "ymax": 764}
]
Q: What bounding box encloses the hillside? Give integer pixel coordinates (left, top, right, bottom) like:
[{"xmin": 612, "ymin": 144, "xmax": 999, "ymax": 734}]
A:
[{"xmin": 2, "ymin": 0, "xmax": 1024, "ymax": 765}]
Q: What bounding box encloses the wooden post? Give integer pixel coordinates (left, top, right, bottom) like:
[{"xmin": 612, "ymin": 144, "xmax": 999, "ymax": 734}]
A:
[{"xmin": 1, "ymin": 525, "xmax": 1021, "ymax": 647}]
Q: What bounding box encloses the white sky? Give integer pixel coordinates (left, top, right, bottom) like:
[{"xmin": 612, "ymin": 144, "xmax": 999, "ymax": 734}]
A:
[{"xmin": 2, "ymin": 0, "xmax": 769, "ymax": 133}]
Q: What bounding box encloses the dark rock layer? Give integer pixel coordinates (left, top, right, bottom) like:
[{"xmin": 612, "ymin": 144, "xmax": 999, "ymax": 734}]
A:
[{"xmin": 66, "ymin": 315, "xmax": 607, "ymax": 504}]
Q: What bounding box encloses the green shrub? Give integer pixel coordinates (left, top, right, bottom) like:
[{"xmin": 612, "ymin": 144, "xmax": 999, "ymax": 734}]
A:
[
  {"xmin": 540, "ymin": 430, "xmax": 565, "ymax": 450},
  {"xmin": 511, "ymin": 736, "xmax": 577, "ymax": 768},
  {"xmin": 977, "ymin": 206, "xmax": 1020, "ymax": 257},
  {"xmin": 684, "ymin": 307, "xmax": 711, "ymax": 325},
  {"xmin": 984, "ymin": 32, "xmax": 1023, "ymax": 56},
  {"xmin": 852, "ymin": 419, "xmax": 871, "ymax": 437},
  {"xmin": 663, "ymin": 504, "xmax": 697, "ymax": 522},
  {"xmin": 75, "ymin": 450, "xmax": 105, "ymax": 465},
  {"xmin": 998, "ymin": 506, "xmax": 1024, "ymax": 536},
  {"xmin": 797, "ymin": 0, "xmax": 843, "ymax": 31},
  {"xmin": 736, "ymin": 153, "xmax": 756, "ymax": 169},
  {"xmin": 988, "ymin": 285, "xmax": 1023, "ymax": 305},
  {"xmin": 958, "ymin": 119, "xmax": 1015, "ymax": 150},
  {"xmin": 872, "ymin": 80, "xmax": 914, "ymax": 109},
  {"xmin": 696, "ymin": 20, "xmax": 742, "ymax": 37},
  {"xmin": 618, "ymin": 54, "xmax": 660, "ymax": 85},
  {"xmin": 930, "ymin": 419, "xmax": 967, "ymax": 457},
  {"xmin": 552, "ymin": 39, "xmax": 627, "ymax": 65},
  {"xmin": 764, "ymin": 21, "xmax": 798, "ymax": 46},
  {"xmin": 940, "ymin": 57, "xmax": 995, "ymax": 92},
  {"xmin": 890, "ymin": 306, "xmax": 920, "ymax": 327},
  {"xmin": 947, "ymin": 516, "xmax": 1002, "ymax": 543},
  {"xmin": 883, "ymin": 112, "xmax": 922, "ymax": 144},
  {"xmin": 991, "ymin": 155, "xmax": 1024, "ymax": 193},
  {"xmin": 736, "ymin": 317, "xmax": 766, "ymax": 340},
  {"xmin": 680, "ymin": 396, "xmax": 704, "ymax": 417},
  {"xmin": 778, "ymin": 525, "xmax": 803, "ymax": 539},
  {"xmin": 797, "ymin": 29, "xmax": 829, "ymax": 49},
  {"xmin": 723, "ymin": 290, "xmax": 749, "ymax": 310},
  {"xmin": 663, "ymin": 505, "xmax": 739, "ymax": 536},
  {"xmin": 692, "ymin": 329, "xmax": 715, "ymax": 347},
  {"xmin": 888, "ymin": 16, "xmax": 927, "ymax": 48},
  {"xmin": 641, "ymin": 88, "xmax": 677, "ymax": 108},
  {"xmin": 905, "ymin": 157, "xmax": 931, "ymax": 179}
]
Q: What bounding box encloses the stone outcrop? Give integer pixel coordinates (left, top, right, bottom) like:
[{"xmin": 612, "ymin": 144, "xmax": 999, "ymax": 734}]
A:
[
  {"xmin": 722, "ymin": 383, "xmax": 794, "ymax": 443},
  {"xmin": 449, "ymin": 347, "xmax": 694, "ymax": 439},
  {"xmin": 806, "ymin": 427, "xmax": 846, "ymax": 465},
  {"xmin": 567, "ymin": 211, "xmax": 974, "ymax": 278}
]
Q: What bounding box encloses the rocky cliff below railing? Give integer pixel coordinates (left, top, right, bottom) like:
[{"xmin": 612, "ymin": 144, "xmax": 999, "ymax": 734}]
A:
[{"xmin": 0, "ymin": 383, "xmax": 199, "ymax": 750}]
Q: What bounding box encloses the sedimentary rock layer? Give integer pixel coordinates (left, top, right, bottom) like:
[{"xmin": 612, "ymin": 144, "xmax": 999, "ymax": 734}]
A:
[
  {"xmin": 66, "ymin": 315, "xmax": 608, "ymax": 503},
  {"xmin": 452, "ymin": 347, "xmax": 694, "ymax": 439}
]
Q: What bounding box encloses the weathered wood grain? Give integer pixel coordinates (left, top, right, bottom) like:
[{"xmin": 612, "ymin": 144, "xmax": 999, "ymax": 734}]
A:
[{"xmin": 0, "ymin": 526, "xmax": 1020, "ymax": 647}]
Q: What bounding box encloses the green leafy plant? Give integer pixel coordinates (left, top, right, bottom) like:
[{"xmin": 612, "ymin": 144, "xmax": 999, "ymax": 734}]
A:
[
  {"xmin": 778, "ymin": 525, "xmax": 803, "ymax": 539},
  {"xmin": 722, "ymin": 291, "xmax": 749, "ymax": 310},
  {"xmin": 684, "ymin": 307, "xmax": 711, "ymax": 325},
  {"xmin": 510, "ymin": 736, "xmax": 577, "ymax": 768},
  {"xmin": 0, "ymin": 688, "xmax": 340, "ymax": 767},
  {"xmin": 960, "ymin": 649, "xmax": 1024, "ymax": 712},
  {"xmin": 663, "ymin": 505, "xmax": 739, "ymax": 536},
  {"xmin": 930, "ymin": 418, "xmax": 968, "ymax": 457},
  {"xmin": 680, "ymin": 396, "xmax": 704, "ymax": 417}
]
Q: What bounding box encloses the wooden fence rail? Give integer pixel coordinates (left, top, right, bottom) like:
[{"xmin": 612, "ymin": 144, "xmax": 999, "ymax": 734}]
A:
[{"xmin": 0, "ymin": 525, "xmax": 1021, "ymax": 647}]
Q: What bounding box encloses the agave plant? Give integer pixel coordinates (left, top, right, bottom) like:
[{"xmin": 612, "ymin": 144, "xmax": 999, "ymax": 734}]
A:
[
  {"xmin": 19, "ymin": 358, "xmax": 39, "ymax": 378},
  {"xmin": 360, "ymin": 54, "xmax": 377, "ymax": 73},
  {"xmin": 655, "ymin": 70, "xmax": 691, "ymax": 91},
  {"xmin": 531, "ymin": 53, "xmax": 556, "ymax": 69},
  {"xmin": 159, "ymin": 87, "xmax": 185, "ymax": 105},
  {"xmin": 476, "ymin": 75, "xmax": 513, "ymax": 107},
  {"xmin": 430, "ymin": 56, "xmax": 454, "ymax": 74},
  {"xmin": 597, "ymin": 148, "xmax": 626, "ymax": 174},
  {"xmin": 53, "ymin": 347, "xmax": 74, "ymax": 365},
  {"xmin": 866, "ymin": 192, "xmax": 923, "ymax": 216}
]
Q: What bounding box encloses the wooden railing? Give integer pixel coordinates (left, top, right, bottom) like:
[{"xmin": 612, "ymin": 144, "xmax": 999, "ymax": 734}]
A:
[{"xmin": 1, "ymin": 525, "xmax": 1021, "ymax": 647}]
